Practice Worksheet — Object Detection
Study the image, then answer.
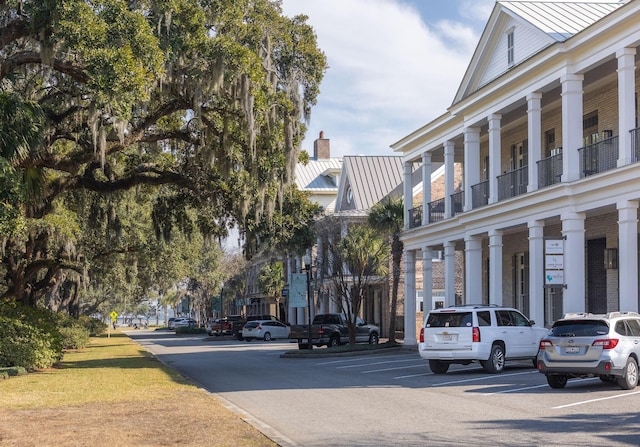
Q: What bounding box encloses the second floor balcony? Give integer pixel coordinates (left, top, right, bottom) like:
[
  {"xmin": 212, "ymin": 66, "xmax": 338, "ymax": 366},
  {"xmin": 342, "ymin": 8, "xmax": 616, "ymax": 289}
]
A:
[
  {"xmin": 498, "ymin": 165, "xmax": 528, "ymax": 200},
  {"xmin": 579, "ymin": 135, "xmax": 618, "ymax": 177}
]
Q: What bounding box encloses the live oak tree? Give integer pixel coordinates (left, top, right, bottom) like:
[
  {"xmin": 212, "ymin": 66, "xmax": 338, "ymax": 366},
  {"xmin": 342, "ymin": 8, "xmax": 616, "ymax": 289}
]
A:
[{"xmin": 0, "ymin": 0, "xmax": 327, "ymax": 309}]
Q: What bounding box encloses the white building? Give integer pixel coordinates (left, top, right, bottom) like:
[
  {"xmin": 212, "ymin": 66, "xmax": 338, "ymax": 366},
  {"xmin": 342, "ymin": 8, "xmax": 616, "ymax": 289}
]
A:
[{"xmin": 392, "ymin": 0, "xmax": 640, "ymax": 346}]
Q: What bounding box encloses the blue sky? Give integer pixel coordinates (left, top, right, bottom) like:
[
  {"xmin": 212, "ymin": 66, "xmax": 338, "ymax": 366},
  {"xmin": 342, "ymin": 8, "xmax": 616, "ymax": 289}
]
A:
[{"xmin": 280, "ymin": 0, "xmax": 495, "ymax": 157}]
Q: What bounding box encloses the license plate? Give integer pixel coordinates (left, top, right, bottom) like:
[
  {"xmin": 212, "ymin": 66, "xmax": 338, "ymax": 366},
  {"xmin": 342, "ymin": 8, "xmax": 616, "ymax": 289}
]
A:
[
  {"xmin": 565, "ymin": 346, "xmax": 580, "ymax": 353},
  {"xmin": 441, "ymin": 334, "xmax": 452, "ymax": 341}
]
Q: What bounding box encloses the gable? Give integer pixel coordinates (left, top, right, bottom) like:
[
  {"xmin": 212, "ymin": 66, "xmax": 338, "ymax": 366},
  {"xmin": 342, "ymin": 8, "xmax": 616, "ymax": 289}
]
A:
[{"xmin": 454, "ymin": 1, "xmax": 625, "ymax": 104}]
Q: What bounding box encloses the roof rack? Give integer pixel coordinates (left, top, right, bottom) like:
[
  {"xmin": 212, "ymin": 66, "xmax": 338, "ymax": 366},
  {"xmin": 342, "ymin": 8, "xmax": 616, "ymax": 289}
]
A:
[{"xmin": 449, "ymin": 304, "xmax": 500, "ymax": 308}]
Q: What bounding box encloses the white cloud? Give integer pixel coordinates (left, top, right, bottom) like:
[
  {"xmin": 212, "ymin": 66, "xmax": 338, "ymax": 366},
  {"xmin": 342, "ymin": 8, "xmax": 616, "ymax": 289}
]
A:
[{"xmin": 281, "ymin": 0, "xmax": 485, "ymax": 156}]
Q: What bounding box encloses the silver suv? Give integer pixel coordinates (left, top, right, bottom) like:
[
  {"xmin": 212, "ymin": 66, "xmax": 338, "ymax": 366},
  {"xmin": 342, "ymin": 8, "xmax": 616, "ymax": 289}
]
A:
[
  {"xmin": 419, "ymin": 305, "xmax": 548, "ymax": 374},
  {"xmin": 537, "ymin": 312, "xmax": 640, "ymax": 390}
]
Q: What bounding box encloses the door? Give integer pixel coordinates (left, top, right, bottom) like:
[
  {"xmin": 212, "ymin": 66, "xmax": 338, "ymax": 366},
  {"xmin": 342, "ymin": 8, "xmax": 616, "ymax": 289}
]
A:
[{"xmin": 587, "ymin": 238, "xmax": 607, "ymax": 313}]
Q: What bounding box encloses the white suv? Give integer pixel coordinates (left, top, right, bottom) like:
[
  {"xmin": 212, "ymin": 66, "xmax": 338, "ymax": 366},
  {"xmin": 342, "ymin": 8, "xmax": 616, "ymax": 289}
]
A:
[{"xmin": 419, "ymin": 305, "xmax": 549, "ymax": 374}]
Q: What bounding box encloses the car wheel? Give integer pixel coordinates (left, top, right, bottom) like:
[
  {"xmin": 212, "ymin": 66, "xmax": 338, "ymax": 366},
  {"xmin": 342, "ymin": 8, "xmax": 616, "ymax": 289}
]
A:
[
  {"xmin": 547, "ymin": 374, "xmax": 568, "ymax": 389},
  {"xmin": 328, "ymin": 335, "xmax": 339, "ymax": 348},
  {"xmin": 428, "ymin": 360, "xmax": 449, "ymax": 374},
  {"xmin": 616, "ymin": 357, "xmax": 639, "ymax": 390},
  {"xmin": 368, "ymin": 333, "xmax": 379, "ymax": 345},
  {"xmin": 483, "ymin": 344, "xmax": 505, "ymax": 374},
  {"xmin": 263, "ymin": 332, "xmax": 272, "ymax": 341}
]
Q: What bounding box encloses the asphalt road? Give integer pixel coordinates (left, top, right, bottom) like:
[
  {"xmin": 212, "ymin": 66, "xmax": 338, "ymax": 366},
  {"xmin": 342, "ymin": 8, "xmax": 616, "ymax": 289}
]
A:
[{"xmin": 129, "ymin": 330, "xmax": 640, "ymax": 447}]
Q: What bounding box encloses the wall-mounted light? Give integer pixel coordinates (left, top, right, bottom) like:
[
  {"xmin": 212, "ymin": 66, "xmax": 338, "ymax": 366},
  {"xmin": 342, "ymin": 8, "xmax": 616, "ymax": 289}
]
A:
[{"xmin": 604, "ymin": 248, "xmax": 618, "ymax": 270}]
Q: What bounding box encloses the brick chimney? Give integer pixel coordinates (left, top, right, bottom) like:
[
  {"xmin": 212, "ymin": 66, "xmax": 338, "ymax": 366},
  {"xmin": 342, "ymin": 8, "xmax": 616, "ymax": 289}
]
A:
[{"xmin": 313, "ymin": 131, "xmax": 330, "ymax": 160}]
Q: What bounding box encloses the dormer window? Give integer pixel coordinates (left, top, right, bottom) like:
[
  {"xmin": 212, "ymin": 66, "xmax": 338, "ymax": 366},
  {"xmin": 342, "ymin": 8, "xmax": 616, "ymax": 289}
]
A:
[{"xmin": 507, "ymin": 29, "xmax": 515, "ymax": 66}]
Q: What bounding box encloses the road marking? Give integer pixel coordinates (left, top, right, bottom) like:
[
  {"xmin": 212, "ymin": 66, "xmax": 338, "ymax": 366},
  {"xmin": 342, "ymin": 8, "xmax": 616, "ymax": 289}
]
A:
[
  {"xmin": 432, "ymin": 370, "xmax": 538, "ymax": 386},
  {"xmin": 336, "ymin": 358, "xmax": 421, "ymax": 369},
  {"xmin": 553, "ymin": 390, "xmax": 640, "ymax": 409},
  {"xmin": 483, "ymin": 383, "xmax": 549, "ymax": 395},
  {"xmin": 316, "ymin": 354, "xmax": 416, "ymax": 366},
  {"xmin": 362, "ymin": 364, "xmax": 427, "ymax": 373},
  {"xmin": 394, "ymin": 372, "xmax": 433, "ymax": 379}
]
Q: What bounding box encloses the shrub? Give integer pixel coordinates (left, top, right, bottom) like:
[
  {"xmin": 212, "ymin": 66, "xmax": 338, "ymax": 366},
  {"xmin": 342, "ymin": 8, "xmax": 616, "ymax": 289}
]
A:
[
  {"xmin": 175, "ymin": 326, "xmax": 206, "ymax": 335},
  {"xmin": 59, "ymin": 325, "xmax": 90, "ymax": 349},
  {"xmin": 0, "ymin": 301, "xmax": 64, "ymax": 370},
  {"xmin": 78, "ymin": 315, "xmax": 107, "ymax": 336}
]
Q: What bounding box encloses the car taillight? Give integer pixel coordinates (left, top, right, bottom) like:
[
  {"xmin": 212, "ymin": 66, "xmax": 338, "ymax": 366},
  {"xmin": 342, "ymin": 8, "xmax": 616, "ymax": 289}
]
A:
[
  {"xmin": 419, "ymin": 328, "xmax": 424, "ymax": 343},
  {"xmin": 318, "ymin": 327, "xmax": 324, "ymax": 335},
  {"xmin": 592, "ymin": 339, "xmax": 618, "ymax": 349},
  {"xmin": 539, "ymin": 340, "xmax": 553, "ymax": 349},
  {"xmin": 472, "ymin": 327, "xmax": 480, "ymax": 343}
]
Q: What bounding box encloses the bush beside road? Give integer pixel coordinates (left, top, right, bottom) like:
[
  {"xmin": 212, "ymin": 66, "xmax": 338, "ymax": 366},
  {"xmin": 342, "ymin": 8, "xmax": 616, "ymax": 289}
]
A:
[{"xmin": 0, "ymin": 330, "xmax": 276, "ymax": 447}]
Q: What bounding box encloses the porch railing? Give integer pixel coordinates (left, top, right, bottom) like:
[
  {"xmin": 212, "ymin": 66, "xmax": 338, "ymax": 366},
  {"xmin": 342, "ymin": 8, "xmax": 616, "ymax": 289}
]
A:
[
  {"xmin": 537, "ymin": 152, "xmax": 563, "ymax": 188},
  {"xmin": 451, "ymin": 191, "xmax": 464, "ymax": 217},
  {"xmin": 497, "ymin": 165, "xmax": 528, "ymax": 200},
  {"xmin": 632, "ymin": 127, "xmax": 640, "ymax": 163},
  {"xmin": 578, "ymin": 135, "xmax": 618, "ymax": 177},
  {"xmin": 471, "ymin": 180, "xmax": 489, "ymax": 209},
  {"xmin": 408, "ymin": 205, "xmax": 422, "ymax": 229},
  {"xmin": 427, "ymin": 197, "xmax": 445, "ymax": 223}
]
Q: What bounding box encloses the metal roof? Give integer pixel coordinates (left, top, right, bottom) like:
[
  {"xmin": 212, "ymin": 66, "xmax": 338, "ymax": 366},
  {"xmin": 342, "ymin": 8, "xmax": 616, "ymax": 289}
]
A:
[
  {"xmin": 500, "ymin": 1, "xmax": 626, "ymax": 41},
  {"xmin": 294, "ymin": 157, "xmax": 342, "ymax": 191},
  {"xmin": 341, "ymin": 156, "xmax": 404, "ymax": 211}
]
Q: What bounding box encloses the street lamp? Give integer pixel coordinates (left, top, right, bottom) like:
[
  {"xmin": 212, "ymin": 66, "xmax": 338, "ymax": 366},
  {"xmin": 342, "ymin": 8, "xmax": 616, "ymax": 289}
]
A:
[{"xmin": 304, "ymin": 254, "xmax": 313, "ymax": 350}]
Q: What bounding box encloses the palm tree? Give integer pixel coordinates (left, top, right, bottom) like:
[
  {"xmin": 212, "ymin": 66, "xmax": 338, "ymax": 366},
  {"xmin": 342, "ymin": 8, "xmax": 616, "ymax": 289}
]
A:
[{"xmin": 368, "ymin": 197, "xmax": 404, "ymax": 343}]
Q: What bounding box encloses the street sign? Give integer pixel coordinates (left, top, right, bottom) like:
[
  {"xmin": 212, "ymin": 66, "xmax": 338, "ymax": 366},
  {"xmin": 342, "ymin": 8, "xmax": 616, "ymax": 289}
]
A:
[
  {"xmin": 289, "ymin": 274, "xmax": 308, "ymax": 308},
  {"xmin": 109, "ymin": 311, "xmax": 118, "ymax": 322}
]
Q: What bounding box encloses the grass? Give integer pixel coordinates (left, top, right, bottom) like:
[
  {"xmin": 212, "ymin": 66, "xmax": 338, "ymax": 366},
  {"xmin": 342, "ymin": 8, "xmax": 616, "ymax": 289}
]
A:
[{"xmin": 0, "ymin": 329, "xmax": 276, "ymax": 447}]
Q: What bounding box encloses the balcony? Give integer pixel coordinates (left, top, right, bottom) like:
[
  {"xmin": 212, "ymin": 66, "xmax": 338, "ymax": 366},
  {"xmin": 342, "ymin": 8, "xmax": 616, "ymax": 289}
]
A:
[
  {"xmin": 427, "ymin": 197, "xmax": 445, "ymax": 223},
  {"xmin": 498, "ymin": 165, "xmax": 528, "ymax": 200},
  {"xmin": 537, "ymin": 152, "xmax": 562, "ymax": 188},
  {"xmin": 471, "ymin": 180, "xmax": 489, "ymax": 209},
  {"xmin": 632, "ymin": 127, "xmax": 640, "ymax": 163},
  {"xmin": 579, "ymin": 135, "xmax": 618, "ymax": 177},
  {"xmin": 408, "ymin": 205, "xmax": 422, "ymax": 229},
  {"xmin": 451, "ymin": 191, "xmax": 464, "ymax": 217}
]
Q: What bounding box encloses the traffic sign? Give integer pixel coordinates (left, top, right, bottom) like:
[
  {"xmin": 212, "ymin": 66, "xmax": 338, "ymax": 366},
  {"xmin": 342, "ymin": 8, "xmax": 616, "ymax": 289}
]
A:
[{"xmin": 109, "ymin": 311, "xmax": 118, "ymax": 321}]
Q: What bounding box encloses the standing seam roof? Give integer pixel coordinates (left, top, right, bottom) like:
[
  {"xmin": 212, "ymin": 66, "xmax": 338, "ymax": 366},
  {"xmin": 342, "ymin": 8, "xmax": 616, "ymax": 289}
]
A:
[{"xmin": 500, "ymin": 1, "xmax": 625, "ymax": 41}]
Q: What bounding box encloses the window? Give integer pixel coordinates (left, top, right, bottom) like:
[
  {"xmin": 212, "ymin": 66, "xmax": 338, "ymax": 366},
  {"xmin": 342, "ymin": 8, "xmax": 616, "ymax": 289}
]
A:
[{"xmin": 507, "ymin": 30, "xmax": 514, "ymax": 65}]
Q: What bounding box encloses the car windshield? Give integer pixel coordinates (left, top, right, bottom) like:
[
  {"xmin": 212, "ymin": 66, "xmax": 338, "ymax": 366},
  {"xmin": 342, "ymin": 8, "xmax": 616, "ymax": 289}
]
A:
[
  {"xmin": 550, "ymin": 320, "xmax": 609, "ymax": 337},
  {"xmin": 426, "ymin": 312, "xmax": 472, "ymax": 328},
  {"xmin": 244, "ymin": 322, "xmax": 259, "ymax": 328}
]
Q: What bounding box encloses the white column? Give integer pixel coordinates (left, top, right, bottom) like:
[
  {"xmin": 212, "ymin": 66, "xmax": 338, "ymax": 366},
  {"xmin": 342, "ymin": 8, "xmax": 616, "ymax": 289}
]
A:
[
  {"xmin": 528, "ymin": 220, "xmax": 545, "ymax": 326},
  {"xmin": 404, "ymin": 161, "xmax": 413, "ymax": 229},
  {"xmin": 618, "ymin": 200, "xmax": 639, "ymax": 312},
  {"xmin": 444, "ymin": 241, "xmax": 456, "ymax": 307},
  {"xmin": 422, "ymin": 152, "xmax": 432, "ymax": 225},
  {"xmin": 617, "ymin": 48, "xmax": 637, "ymax": 167},
  {"xmin": 422, "ymin": 247, "xmax": 433, "ymax": 315},
  {"xmin": 562, "ymin": 212, "xmax": 586, "ymax": 313},
  {"xmin": 444, "ymin": 140, "xmax": 455, "ymax": 218},
  {"xmin": 465, "ymin": 235, "xmax": 483, "ymax": 305},
  {"xmin": 489, "ymin": 230, "xmax": 503, "ymax": 306},
  {"xmin": 561, "ymin": 73, "xmax": 584, "ymax": 182},
  {"xmin": 488, "ymin": 114, "xmax": 502, "ymax": 204},
  {"xmin": 463, "ymin": 127, "xmax": 481, "ymax": 212},
  {"xmin": 527, "ymin": 92, "xmax": 542, "ymax": 192},
  {"xmin": 403, "ymin": 250, "xmax": 417, "ymax": 346}
]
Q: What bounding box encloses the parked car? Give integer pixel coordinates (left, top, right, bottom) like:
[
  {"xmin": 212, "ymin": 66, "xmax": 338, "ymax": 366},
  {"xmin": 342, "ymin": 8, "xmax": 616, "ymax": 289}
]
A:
[
  {"xmin": 173, "ymin": 318, "xmax": 197, "ymax": 329},
  {"xmin": 537, "ymin": 311, "xmax": 640, "ymax": 389},
  {"xmin": 289, "ymin": 313, "xmax": 380, "ymax": 349},
  {"xmin": 419, "ymin": 305, "xmax": 548, "ymax": 374},
  {"xmin": 207, "ymin": 318, "xmax": 233, "ymax": 336},
  {"xmin": 167, "ymin": 317, "xmax": 178, "ymax": 329},
  {"xmin": 242, "ymin": 320, "xmax": 291, "ymax": 341}
]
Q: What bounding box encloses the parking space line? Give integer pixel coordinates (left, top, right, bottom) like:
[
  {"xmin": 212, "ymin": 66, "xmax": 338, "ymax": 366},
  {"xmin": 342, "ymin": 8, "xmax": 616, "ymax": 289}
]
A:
[
  {"xmin": 394, "ymin": 372, "xmax": 433, "ymax": 379},
  {"xmin": 316, "ymin": 354, "xmax": 416, "ymax": 366},
  {"xmin": 483, "ymin": 383, "xmax": 549, "ymax": 395},
  {"xmin": 362, "ymin": 364, "xmax": 427, "ymax": 374},
  {"xmin": 336, "ymin": 358, "xmax": 420, "ymax": 369},
  {"xmin": 552, "ymin": 390, "xmax": 640, "ymax": 409},
  {"xmin": 432, "ymin": 370, "xmax": 538, "ymax": 387}
]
